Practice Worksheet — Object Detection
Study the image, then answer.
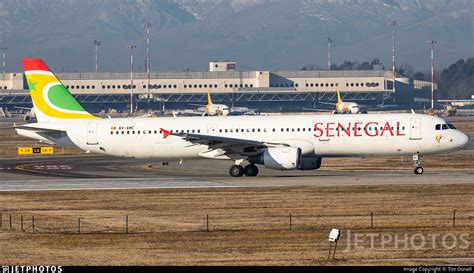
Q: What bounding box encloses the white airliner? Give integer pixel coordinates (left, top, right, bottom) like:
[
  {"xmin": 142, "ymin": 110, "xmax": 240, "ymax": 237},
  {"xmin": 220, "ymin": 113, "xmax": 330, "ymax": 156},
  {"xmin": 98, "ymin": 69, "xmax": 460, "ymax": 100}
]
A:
[
  {"xmin": 190, "ymin": 90, "xmax": 230, "ymax": 116},
  {"xmin": 319, "ymin": 86, "xmax": 360, "ymax": 114},
  {"xmin": 16, "ymin": 59, "xmax": 470, "ymax": 177}
]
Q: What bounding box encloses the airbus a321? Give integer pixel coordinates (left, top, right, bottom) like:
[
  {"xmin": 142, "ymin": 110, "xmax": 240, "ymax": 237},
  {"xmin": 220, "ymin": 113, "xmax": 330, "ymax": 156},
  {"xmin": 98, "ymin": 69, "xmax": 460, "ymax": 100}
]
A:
[{"xmin": 16, "ymin": 59, "xmax": 470, "ymax": 177}]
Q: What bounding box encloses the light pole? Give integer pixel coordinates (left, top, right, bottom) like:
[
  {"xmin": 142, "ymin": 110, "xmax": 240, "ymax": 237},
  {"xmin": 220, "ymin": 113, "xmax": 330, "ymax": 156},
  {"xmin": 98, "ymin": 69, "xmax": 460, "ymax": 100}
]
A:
[
  {"xmin": 1, "ymin": 47, "xmax": 6, "ymax": 76},
  {"xmin": 143, "ymin": 22, "xmax": 151, "ymax": 101},
  {"xmin": 390, "ymin": 21, "xmax": 396, "ymax": 93},
  {"xmin": 327, "ymin": 37, "xmax": 333, "ymax": 71},
  {"xmin": 426, "ymin": 40, "xmax": 437, "ymax": 109},
  {"xmin": 126, "ymin": 44, "xmax": 137, "ymax": 115},
  {"xmin": 93, "ymin": 40, "xmax": 102, "ymax": 73}
]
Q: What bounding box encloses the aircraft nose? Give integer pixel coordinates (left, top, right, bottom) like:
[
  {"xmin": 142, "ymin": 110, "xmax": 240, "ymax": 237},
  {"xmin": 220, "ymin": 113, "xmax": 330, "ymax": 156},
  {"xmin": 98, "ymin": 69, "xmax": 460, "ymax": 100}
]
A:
[{"xmin": 459, "ymin": 132, "xmax": 470, "ymax": 149}]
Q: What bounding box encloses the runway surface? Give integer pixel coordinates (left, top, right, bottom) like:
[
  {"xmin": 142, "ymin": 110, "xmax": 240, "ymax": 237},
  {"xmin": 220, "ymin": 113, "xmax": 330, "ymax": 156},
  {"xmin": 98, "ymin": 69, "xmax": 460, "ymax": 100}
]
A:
[{"xmin": 0, "ymin": 155, "xmax": 473, "ymax": 191}]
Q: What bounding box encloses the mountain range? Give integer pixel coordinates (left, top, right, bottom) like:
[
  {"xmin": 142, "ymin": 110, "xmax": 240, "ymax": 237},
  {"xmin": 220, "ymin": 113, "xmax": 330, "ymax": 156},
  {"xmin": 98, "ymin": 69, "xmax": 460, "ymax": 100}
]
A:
[{"xmin": 0, "ymin": 0, "xmax": 472, "ymax": 72}]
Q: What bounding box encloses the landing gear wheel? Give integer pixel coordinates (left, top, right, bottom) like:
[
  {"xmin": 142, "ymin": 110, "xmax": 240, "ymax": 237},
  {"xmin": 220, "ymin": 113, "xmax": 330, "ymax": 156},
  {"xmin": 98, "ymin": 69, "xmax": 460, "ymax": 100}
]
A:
[
  {"xmin": 412, "ymin": 154, "xmax": 424, "ymax": 175},
  {"xmin": 229, "ymin": 165, "xmax": 244, "ymax": 177},
  {"xmin": 244, "ymin": 164, "xmax": 259, "ymax": 177},
  {"xmin": 414, "ymin": 166, "xmax": 424, "ymax": 175}
]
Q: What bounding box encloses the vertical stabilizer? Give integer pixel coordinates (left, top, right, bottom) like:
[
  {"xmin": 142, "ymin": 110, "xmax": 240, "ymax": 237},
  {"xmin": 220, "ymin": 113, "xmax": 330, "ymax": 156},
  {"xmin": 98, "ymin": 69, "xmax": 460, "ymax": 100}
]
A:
[{"xmin": 22, "ymin": 58, "xmax": 96, "ymax": 122}]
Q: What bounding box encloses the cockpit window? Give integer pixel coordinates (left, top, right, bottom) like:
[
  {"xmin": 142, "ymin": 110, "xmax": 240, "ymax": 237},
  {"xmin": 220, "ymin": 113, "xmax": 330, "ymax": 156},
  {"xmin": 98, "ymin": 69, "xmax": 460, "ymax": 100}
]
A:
[
  {"xmin": 435, "ymin": 124, "xmax": 441, "ymax": 131},
  {"xmin": 448, "ymin": 123, "xmax": 456, "ymax": 129},
  {"xmin": 442, "ymin": 124, "xmax": 449, "ymax": 130}
]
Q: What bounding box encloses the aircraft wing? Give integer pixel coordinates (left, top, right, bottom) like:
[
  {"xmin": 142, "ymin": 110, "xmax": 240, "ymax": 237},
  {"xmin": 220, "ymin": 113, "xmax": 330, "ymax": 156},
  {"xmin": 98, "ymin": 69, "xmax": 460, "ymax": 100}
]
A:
[
  {"xmin": 302, "ymin": 107, "xmax": 333, "ymax": 112},
  {"xmin": 318, "ymin": 102, "xmax": 337, "ymax": 106},
  {"xmin": 160, "ymin": 128, "xmax": 289, "ymax": 158}
]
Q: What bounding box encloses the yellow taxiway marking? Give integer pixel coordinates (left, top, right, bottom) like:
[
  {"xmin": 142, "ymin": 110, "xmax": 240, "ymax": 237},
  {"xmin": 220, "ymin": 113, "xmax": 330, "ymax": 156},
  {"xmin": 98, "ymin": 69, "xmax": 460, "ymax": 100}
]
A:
[{"xmin": 15, "ymin": 163, "xmax": 77, "ymax": 177}]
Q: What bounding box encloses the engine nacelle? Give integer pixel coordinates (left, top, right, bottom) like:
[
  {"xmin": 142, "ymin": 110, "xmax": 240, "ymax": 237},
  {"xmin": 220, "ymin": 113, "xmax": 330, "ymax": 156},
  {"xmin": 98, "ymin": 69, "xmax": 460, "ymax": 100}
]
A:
[
  {"xmin": 249, "ymin": 147, "xmax": 301, "ymax": 170},
  {"xmin": 249, "ymin": 148, "xmax": 323, "ymax": 171}
]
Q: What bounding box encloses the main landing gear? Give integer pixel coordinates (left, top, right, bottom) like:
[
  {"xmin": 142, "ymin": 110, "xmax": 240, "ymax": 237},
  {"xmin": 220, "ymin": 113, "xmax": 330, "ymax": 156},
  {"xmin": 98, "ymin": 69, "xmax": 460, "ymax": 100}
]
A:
[
  {"xmin": 229, "ymin": 163, "xmax": 259, "ymax": 177},
  {"xmin": 413, "ymin": 154, "xmax": 424, "ymax": 175}
]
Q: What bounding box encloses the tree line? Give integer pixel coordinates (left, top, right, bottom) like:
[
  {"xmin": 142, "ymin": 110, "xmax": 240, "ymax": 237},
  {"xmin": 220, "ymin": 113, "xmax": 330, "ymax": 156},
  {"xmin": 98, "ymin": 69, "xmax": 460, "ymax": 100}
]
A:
[{"xmin": 302, "ymin": 57, "xmax": 474, "ymax": 99}]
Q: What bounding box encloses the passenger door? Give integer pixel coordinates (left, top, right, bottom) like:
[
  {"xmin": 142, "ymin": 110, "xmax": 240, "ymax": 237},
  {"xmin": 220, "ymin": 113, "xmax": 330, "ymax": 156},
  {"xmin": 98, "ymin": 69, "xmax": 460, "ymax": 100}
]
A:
[{"xmin": 87, "ymin": 122, "xmax": 99, "ymax": 145}]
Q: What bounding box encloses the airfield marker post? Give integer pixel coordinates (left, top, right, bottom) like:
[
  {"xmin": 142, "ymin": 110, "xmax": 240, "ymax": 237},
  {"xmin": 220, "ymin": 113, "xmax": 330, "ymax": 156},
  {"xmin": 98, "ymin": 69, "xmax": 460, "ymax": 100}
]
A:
[
  {"xmin": 327, "ymin": 242, "xmax": 332, "ymax": 259},
  {"xmin": 125, "ymin": 215, "xmax": 128, "ymax": 234},
  {"xmin": 289, "ymin": 213, "xmax": 292, "ymax": 231},
  {"xmin": 453, "ymin": 210, "xmax": 456, "ymax": 227},
  {"xmin": 370, "ymin": 212, "xmax": 374, "ymax": 229}
]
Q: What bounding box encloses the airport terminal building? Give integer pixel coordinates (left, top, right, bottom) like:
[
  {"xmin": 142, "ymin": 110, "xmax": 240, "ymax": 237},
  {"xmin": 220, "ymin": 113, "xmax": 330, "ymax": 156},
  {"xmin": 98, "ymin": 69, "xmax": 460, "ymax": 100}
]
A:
[{"xmin": 0, "ymin": 61, "xmax": 433, "ymax": 112}]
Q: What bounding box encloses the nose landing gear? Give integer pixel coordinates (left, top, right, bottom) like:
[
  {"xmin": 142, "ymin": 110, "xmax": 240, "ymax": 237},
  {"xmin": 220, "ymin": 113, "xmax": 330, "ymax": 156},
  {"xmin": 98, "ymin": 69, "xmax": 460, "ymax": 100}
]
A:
[{"xmin": 413, "ymin": 154, "xmax": 424, "ymax": 175}]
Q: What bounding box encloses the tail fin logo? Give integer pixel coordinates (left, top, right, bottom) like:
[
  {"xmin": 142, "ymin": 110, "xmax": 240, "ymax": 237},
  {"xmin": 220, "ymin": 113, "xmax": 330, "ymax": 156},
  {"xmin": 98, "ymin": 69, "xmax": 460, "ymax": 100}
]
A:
[{"xmin": 22, "ymin": 59, "xmax": 96, "ymax": 121}]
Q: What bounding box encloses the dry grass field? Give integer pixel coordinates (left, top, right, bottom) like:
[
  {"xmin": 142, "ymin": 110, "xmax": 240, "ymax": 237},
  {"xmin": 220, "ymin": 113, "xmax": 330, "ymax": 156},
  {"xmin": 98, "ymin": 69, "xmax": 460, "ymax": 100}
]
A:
[{"xmin": 0, "ymin": 185, "xmax": 472, "ymax": 265}]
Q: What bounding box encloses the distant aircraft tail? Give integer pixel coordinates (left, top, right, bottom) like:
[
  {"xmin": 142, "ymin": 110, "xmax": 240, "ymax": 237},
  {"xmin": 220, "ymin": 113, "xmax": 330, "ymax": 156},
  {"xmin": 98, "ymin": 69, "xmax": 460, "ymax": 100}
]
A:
[
  {"xmin": 336, "ymin": 85, "xmax": 343, "ymax": 104},
  {"xmin": 207, "ymin": 89, "xmax": 213, "ymax": 106},
  {"xmin": 22, "ymin": 58, "xmax": 96, "ymax": 122}
]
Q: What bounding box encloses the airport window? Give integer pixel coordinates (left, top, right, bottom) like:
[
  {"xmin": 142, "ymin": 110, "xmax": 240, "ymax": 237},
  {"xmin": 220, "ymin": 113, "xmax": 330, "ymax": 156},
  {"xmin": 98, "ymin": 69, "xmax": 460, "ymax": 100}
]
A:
[{"xmin": 442, "ymin": 124, "xmax": 448, "ymax": 130}]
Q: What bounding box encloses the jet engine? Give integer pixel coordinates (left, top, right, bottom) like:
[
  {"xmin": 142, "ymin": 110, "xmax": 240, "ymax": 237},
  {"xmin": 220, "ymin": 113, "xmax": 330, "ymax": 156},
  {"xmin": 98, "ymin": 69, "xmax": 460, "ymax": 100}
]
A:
[{"xmin": 249, "ymin": 147, "xmax": 323, "ymax": 171}]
